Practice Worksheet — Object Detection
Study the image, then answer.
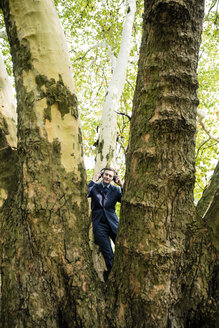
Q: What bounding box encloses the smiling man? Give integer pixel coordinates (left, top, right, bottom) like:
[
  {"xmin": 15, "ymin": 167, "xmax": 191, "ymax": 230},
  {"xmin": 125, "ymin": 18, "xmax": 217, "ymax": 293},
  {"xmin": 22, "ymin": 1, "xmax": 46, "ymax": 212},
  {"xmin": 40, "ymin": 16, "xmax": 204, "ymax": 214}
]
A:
[{"xmin": 88, "ymin": 168, "xmax": 123, "ymax": 281}]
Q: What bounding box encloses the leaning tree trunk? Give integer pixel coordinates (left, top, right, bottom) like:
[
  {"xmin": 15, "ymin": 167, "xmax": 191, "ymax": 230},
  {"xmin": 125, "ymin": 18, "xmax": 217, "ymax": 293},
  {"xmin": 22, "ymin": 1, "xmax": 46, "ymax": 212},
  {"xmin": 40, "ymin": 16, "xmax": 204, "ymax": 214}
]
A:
[
  {"xmin": 0, "ymin": 0, "xmax": 105, "ymax": 327},
  {"xmin": 107, "ymin": 1, "xmax": 205, "ymax": 327},
  {"xmin": 94, "ymin": 0, "xmax": 136, "ymax": 173},
  {"xmin": 0, "ymin": 50, "xmax": 17, "ymax": 149},
  {"xmin": 0, "ymin": 50, "xmax": 18, "ymax": 315}
]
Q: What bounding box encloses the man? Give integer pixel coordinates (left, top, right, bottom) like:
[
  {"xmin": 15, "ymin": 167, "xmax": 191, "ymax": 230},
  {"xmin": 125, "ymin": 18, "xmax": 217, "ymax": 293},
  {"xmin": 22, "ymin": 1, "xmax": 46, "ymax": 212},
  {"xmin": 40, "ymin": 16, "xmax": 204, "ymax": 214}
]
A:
[{"xmin": 88, "ymin": 168, "xmax": 123, "ymax": 280}]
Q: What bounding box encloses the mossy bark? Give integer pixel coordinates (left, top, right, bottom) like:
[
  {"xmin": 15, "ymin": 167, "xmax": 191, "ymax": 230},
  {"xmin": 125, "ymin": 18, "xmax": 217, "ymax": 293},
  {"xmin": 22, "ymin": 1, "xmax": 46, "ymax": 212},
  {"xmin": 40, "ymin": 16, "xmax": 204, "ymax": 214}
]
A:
[
  {"xmin": 107, "ymin": 1, "xmax": 206, "ymax": 327},
  {"xmin": 0, "ymin": 0, "xmax": 105, "ymax": 327}
]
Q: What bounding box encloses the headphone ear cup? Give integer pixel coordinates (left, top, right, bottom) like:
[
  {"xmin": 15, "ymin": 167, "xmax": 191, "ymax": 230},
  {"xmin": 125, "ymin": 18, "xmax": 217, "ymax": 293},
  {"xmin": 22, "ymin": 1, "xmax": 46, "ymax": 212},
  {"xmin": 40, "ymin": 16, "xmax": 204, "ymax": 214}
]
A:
[{"xmin": 100, "ymin": 169, "xmax": 104, "ymax": 177}]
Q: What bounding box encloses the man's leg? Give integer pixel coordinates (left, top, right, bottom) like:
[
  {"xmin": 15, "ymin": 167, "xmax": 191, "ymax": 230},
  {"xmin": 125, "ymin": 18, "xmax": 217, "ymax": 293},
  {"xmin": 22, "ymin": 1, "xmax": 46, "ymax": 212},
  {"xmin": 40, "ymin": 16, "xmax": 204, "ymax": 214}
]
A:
[{"xmin": 94, "ymin": 222, "xmax": 114, "ymax": 273}]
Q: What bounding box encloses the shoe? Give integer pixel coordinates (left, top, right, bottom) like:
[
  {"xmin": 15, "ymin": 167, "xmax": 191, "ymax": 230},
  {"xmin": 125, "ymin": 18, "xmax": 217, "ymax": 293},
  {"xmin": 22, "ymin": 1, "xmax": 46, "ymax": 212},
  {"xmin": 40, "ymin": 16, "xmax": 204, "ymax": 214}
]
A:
[{"xmin": 103, "ymin": 270, "xmax": 109, "ymax": 282}]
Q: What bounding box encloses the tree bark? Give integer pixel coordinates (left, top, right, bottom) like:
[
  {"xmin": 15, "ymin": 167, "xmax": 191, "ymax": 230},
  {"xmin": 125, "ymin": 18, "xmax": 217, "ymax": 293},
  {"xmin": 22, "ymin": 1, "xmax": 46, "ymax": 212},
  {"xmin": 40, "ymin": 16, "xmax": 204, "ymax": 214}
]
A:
[
  {"xmin": 184, "ymin": 161, "xmax": 219, "ymax": 328},
  {"xmin": 107, "ymin": 1, "xmax": 205, "ymax": 327},
  {"xmin": 1, "ymin": 0, "xmax": 217, "ymax": 327},
  {"xmin": 0, "ymin": 0, "xmax": 104, "ymax": 327}
]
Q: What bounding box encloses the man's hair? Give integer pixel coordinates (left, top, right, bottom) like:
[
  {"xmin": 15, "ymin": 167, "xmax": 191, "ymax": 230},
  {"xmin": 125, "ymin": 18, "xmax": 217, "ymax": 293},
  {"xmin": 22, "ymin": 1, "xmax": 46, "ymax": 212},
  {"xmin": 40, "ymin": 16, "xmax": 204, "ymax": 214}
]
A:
[
  {"xmin": 103, "ymin": 167, "xmax": 116, "ymax": 174},
  {"xmin": 100, "ymin": 167, "xmax": 117, "ymax": 177}
]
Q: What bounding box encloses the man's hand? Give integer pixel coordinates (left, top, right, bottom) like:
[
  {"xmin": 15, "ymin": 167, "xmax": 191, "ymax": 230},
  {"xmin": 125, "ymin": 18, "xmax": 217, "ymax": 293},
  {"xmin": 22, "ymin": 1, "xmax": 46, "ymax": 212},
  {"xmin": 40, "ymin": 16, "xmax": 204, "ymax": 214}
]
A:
[
  {"xmin": 115, "ymin": 176, "xmax": 123, "ymax": 188},
  {"xmin": 92, "ymin": 172, "xmax": 101, "ymax": 182}
]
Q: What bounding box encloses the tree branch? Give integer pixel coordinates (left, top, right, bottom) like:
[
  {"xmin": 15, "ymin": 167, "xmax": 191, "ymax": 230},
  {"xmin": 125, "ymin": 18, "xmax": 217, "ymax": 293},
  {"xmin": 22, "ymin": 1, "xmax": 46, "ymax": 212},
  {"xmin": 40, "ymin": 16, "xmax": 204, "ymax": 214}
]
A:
[
  {"xmin": 196, "ymin": 161, "xmax": 219, "ymax": 220},
  {"xmin": 205, "ymin": 0, "xmax": 218, "ymax": 21},
  {"xmin": 115, "ymin": 110, "xmax": 131, "ymax": 121},
  {"xmin": 197, "ymin": 109, "xmax": 219, "ymax": 143},
  {"xmin": 73, "ymin": 41, "xmax": 116, "ymax": 72}
]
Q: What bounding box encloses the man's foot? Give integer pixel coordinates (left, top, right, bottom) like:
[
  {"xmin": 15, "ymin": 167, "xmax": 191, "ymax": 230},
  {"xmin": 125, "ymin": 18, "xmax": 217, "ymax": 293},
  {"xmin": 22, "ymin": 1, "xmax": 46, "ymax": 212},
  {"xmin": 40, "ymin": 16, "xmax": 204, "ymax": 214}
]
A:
[{"xmin": 103, "ymin": 270, "xmax": 109, "ymax": 282}]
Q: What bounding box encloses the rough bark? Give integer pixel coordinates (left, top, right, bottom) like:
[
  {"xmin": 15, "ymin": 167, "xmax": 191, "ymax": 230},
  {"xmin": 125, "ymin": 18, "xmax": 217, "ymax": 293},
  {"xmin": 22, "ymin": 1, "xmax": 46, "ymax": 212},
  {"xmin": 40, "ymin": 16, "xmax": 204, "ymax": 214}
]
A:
[
  {"xmin": 1, "ymin": 0, "xmax": 217, "ymax": 327},
  {"xmin": 107, "ymin": 1, "xmax": 205, "ymax": 327},
  {"xmin": 184, "ymin": 161, "xmax": 219, "ymax": 328},
  {"xmin": 0, "ymin": 0, "xmax": 104, "ymax": 327}
]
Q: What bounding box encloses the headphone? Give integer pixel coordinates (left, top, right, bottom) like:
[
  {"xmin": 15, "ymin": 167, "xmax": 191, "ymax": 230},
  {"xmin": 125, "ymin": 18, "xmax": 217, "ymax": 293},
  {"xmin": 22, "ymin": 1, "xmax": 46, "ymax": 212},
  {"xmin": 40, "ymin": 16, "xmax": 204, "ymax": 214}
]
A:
[{"xmin": 100, "ymin": 168, "xmax": 118, "ymax": 182}]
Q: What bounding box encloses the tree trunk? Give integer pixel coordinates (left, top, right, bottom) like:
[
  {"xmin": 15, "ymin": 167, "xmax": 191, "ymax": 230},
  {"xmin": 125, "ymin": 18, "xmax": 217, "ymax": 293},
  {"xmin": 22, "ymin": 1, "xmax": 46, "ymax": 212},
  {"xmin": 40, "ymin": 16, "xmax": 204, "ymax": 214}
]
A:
[
  {"xmin": 107, "ymin": 1, "xmax": 205, "ymax": 327},
  {"xmin": 0, "ymin": 0, "xmax": 104, "ymax": 327},
  {"xmin": 1, "ymin": 0, "xmax": 217, "ymax": 327},
  {"xmin": 0, "ymin": 50, "xmax": 17, "ymax": 149},
  {"xmin": 95, "ymin": 0, "xmax": 136, "ymax": 172},
  {"xmin": 0, "ymin": 50, "xmax": 17, "ymax": 207}
]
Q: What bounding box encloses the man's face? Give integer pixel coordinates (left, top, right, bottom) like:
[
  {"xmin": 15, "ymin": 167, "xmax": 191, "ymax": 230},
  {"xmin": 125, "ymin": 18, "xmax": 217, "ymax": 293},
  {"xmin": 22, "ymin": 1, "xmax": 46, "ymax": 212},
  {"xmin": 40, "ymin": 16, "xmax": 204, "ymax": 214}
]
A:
[{"xmin": 102, "ymin": 170, "xmax": 114, "ymax": 185}]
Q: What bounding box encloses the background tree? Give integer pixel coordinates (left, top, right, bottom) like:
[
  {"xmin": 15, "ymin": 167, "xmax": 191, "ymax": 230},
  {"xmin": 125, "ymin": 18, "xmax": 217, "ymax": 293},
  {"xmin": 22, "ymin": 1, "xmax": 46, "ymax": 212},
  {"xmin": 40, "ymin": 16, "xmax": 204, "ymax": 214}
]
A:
[
  {"xmin": 0, "ymin": 50, "xmax": 17, "ymax": 208},
  {"xmin": 195, "ymin": 0, "xmax": 219, "ymax": 201}
]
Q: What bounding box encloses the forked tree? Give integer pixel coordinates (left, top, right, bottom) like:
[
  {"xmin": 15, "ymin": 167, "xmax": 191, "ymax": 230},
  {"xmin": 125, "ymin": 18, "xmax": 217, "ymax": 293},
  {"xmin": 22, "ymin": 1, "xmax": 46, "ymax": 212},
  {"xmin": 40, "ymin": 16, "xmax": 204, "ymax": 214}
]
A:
[{"xmin": 0, "ymin": 0, "xmax": 217, "ymax": 327}]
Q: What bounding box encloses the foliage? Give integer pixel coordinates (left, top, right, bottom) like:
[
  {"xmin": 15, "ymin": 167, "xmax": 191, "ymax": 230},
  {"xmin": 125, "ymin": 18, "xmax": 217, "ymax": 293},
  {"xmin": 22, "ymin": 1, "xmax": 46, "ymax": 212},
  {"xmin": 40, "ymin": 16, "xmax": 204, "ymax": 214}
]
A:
[
  {"xmin": 195, "ymin": 0, "xmax": 219, "ymax": 202},
  {"xmin": 0, "ymin": 11, "xmax": 13, "ymax": 78},
  {"xmin": 54, "ymin": 0, "xmax": 143, "ymax": 181}
]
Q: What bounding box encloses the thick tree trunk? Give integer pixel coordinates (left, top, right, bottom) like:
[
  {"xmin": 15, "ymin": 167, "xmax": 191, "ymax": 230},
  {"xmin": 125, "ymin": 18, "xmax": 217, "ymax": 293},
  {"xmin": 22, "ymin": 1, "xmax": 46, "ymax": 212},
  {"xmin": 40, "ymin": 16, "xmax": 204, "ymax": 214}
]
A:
[
  {"xmin": 1, "ymin": 1, "xmax": 217, "ymax": 327},
  {"xmin": 107, "ymin": 1, "xmax": 205, "ymax": 327},
  {"xmin": 0, "ymin": 0, "xmax": 104, "ymax": 327}
]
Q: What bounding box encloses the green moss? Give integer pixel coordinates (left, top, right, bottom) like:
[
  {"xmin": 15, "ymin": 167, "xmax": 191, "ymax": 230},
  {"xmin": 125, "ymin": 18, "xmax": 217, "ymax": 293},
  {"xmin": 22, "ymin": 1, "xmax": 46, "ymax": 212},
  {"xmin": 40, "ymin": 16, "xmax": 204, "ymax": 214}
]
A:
[
  {"xmin": 97, "ymin": 139, "xmax": 104, "ymax": 161},
  {"xmin": 106, "ymin": 146, "xmax": 114, "ymax": 163},
  {"xmin": 35, "ymin": 74, "xmax": 78, "ymax": 120},
  {"xmin": 35, "ymin": 74, "xmax": 48, "ymax": 88},
  {"xmin": 1, "ymin": 117, "xmax": 9, "ymax": 135},
  {"xmin": 44, "ymin": 107, "xmax": 52, "ymax": 121}
]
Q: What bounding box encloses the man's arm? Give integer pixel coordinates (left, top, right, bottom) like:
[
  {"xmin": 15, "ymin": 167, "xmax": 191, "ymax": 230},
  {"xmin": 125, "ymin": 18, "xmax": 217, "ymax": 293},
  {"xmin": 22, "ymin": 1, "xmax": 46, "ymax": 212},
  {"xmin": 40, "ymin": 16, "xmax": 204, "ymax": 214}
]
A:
[
  {"xmin": 92, "ymin": 172, "xmax": 101, "ymax": 183},
  {"xmin": 115, "ymin": 176, "xmax": 123, "ymax": 188},
  {"xmin": 115, "ymin": 176, "xmax": 123, "ymax": 203},
  {"xmin": 87, "ymin": 172, "xmax": 101, "ymax": 197}
]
